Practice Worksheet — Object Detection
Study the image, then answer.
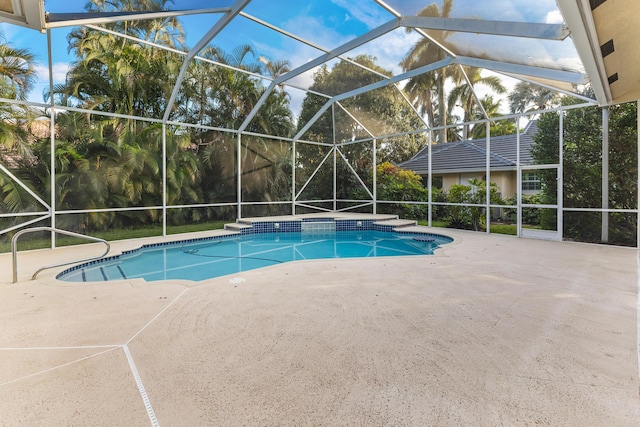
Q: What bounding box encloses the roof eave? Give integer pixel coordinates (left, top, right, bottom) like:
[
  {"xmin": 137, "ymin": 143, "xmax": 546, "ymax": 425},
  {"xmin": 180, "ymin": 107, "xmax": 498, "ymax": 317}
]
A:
[
  {"xmin": 413, "ymin": 166, "xmax": 520, "ymax": 175},
  {"xmin": 556, "ymin": 0, "xmax": 610, "ymax": 105}
]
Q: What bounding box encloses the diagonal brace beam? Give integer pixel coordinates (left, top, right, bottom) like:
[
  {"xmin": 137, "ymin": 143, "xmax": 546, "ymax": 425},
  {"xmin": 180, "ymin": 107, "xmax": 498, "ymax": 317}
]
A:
[
  {"xmin": 273, "ymin": 19, "xmax": 400, "ymax": 86},
  {"xmin": 163, "ymin": 0, "xmax": 251, "ymax": 122},
  {"xmin": 46, "ymin": 8, "xmax": 231, "ymax": 28},
  {"xmin": 454, "ymin": 56, "xmax": 588, "ymax": 85},
  {"xmin": 334, "ymin": 57, "xmax": 454, "ymax": 103},
  {"xmin": 400, "ymin": 16, "xmax": 570, "ymax": 40}
]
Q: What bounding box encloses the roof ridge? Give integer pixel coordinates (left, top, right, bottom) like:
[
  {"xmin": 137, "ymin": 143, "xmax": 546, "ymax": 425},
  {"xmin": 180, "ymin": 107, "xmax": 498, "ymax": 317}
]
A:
[
  {"xmin": 489, "ymin": 150, "xmax": 515, "ymax": 166},
  {"xmin": 523, "ymin": 119, "xmax": 538, "ymax": 134},
  {"xmin": 411, "ymin": 140, "xmax": 461, "ymax": 160},
  {"xmin": 465, "ymin": 139, "xmax": 514, "ymax": 166}
]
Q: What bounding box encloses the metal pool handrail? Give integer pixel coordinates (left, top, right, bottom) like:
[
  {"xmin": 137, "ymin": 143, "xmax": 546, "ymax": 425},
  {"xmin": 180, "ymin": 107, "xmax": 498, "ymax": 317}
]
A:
[{"xmin": 12, "ymin": 227, "xmax": 111, "ymax": 283}]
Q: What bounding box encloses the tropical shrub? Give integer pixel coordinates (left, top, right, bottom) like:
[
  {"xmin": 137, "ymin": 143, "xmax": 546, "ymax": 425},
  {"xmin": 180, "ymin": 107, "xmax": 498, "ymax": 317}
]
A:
[
  {"xmin": 446, "ymin": 178, "xmax": 502, "ymax": 231},
  {"xmin": 374, "ymin": 162, "xmax": 429, "ymax": 218},
  {"xmin": 503, "ymin": 193, "xmax": 543, "ymax": 225},
  {"xmin": 533, "ymin": 101, "xmax": 637, "ymax": 245}
]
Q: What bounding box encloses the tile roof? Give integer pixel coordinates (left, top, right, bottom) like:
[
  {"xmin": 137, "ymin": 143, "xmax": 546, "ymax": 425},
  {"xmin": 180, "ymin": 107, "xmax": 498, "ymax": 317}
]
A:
[{"xmin": 399, "ymin": 121, "xmax": 538, "ymax": 174}]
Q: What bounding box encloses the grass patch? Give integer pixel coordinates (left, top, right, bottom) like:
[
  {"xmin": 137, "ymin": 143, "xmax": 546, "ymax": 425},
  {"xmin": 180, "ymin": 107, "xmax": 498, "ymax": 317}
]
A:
[
  {"xmin": 416, "ymin": 219, "xmax": 448, "ymax": 228},
  {"xmin": 1, "ymin": 220, "xmax": 228, "ymax": 254},
  {"xmin": 415, "ymin": 219, "xmax": 518, "ymax": 235},
  {"xmin": 166, "ymin": 221, "xmax": 227, "ymax": 235},
  {"xmin": 490, "ymin": 223, "xmax": 517, "ymax": 235}
]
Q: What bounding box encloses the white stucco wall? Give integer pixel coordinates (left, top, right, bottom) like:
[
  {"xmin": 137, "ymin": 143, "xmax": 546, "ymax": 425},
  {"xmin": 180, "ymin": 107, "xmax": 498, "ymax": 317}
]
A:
[{"xmin": 432, "ymin": 171, "xmax": 518, "ymax": 198}]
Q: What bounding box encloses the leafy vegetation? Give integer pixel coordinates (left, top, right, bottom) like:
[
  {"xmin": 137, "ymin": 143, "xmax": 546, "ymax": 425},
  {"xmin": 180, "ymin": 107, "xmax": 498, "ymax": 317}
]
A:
[
  {"xmin": 1, "ymin": 219, "xmax": 227, "ymax": 253},
  {"xmin": 533, "ymin": 101, "xmax": 637, "ymax": 245},
  {"xmin": 295, "ymin": 55, "xmax": 427, "ymax": 204},
  {"xmin": 1, "ymin": 0, "xmax": 296, "ymax": 239},
  {"xmin": 374, "ymin": 162, "xmax": 430, "ymax": 219},
  {"xmin": 446, "ymin": 178, "xmax": 502, "ymax": 231}
]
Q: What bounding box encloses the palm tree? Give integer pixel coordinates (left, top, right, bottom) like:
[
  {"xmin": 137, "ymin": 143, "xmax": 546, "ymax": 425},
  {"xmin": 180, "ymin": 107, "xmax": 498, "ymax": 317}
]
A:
[
  {"xmin": 0, "ymin": 28, "xmax": 36, "ymax": 158},
  {"xmin": 0, "ymin": 38, "xmax": 36, "ymax": 100},
  {"xmin": 62, "ymin": 26, "xmax": 180, "ymax": 119},
  {"xmin": 400, "ymin": 0, "xmax": 453, "ymax": 143},
  {"xmin": 467, "ymin": 96, "xmax": 517, "ymax": 139},
  {"xmin": 447, "ymin": 66, "xmax": 506, "ymax": 139},
  {"xmin": 508, "ymin": 81, "xmax": 560, "ymax": 114},
  {"xmin": 401, "ymin": 72, "xmax": 436, "ymax": 129},
  {"xmin": 260, "ymin": 56, "xmax": 291, "ymax": 98},
  {"xmin": 50, "ymin": 9, "xmax": 190, "ymax": 228},
  {"xmin": 86, "ymin": 0, "xmax": 185, "ymax": 50}
]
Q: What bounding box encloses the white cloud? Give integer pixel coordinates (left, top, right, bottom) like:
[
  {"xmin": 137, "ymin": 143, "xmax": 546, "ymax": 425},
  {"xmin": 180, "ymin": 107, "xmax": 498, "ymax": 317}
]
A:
[
  {"xmin": 246, "ymin": 4, "xmax": 422, "ymax": 118},
  {"xmin": 330, "ymin": 0, "xmax": 390, "ymax": 29},
  {"xmin": 283, "ymin": 14, "xmax": 353, "ymax": 51},
  {"xmin": 545, "ymin": 10, "xmax": 564, "ymax": 24},
  {"xmin": 349, "ymin": 28, "xmax": 421, "ymax": 75},
  {"xmin": 454, "ymin": 0, "xmax": 562, "ymax": 25},
  {"xmin": 34, "ymin": 62, "xmax": 70, "ymax": 83},
  {"xmin": 252, "ymin": 14, "xmax": 354, "ymax": 90}
]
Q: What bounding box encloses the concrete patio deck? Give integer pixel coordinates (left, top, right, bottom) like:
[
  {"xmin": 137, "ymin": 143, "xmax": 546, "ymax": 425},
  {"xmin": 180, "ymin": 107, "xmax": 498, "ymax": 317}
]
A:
[{"xmin": 1, "ymin": 227, "xmax": 639, "ymax": 425}]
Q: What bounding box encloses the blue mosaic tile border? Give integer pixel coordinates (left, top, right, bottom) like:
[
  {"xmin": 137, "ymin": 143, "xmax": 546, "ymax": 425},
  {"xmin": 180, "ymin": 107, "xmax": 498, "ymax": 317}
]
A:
[
  {"xmin": 240, "ymin": 221, "xmax": 302, "ymax": 234},
  {"xmin": 58, "ymin": 253, "xmax": 122, "ymax": 277},
  {"xmin": 335, "ymin": 219, "xmax": 374, "ymax": 231},
  {"xmin": 56, "ymin": 232, "xmax": 236, "ymax": 279},
  {"xmin": 396, "ymin": 230, "xmax": 454, "ymax": 243},
  {"xmin": 301, "ymin": 217, "xmax": 335, "ymax": 223}
]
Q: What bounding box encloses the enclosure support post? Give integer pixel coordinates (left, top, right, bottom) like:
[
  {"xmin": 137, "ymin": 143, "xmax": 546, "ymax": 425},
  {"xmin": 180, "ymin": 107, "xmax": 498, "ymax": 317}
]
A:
[
  {"xmin": 292, "ymin": 139, "xmax": 296, "ymax": 216},
  {"xmin": 516, "ymin": 116, "xmax": 522, "ymax": 237},
  {"xmin": 237, "ymin": 133, "xmax": 242, "ymax": 219},
  {"xmin": 558, "ymin": 111, "xmax": 564, "ymax": 240},
  {"xmin": 47, "ymin": 29, "xmax": 56, "ymax": 248},
  {"xmin": 372, "ymin": 138, "xmax": 377, "ymax": 214},
  {"xmin": 427, "ymin": 131, "xmax": 432, "ymax": 227},
  {"xmin": 601, "ymin": 107, "xmax": 609, "ymax": 243},
  {"xmin": 162, "ymin": 124, "xmax": 167, "ymax": 236},
  {"xmin": 332, "ymin": 104, "xmax": 337, "ymax": 212},
  {"xmin": 485, "ymin": 120, "xmax": 491, "ymax": 234}
]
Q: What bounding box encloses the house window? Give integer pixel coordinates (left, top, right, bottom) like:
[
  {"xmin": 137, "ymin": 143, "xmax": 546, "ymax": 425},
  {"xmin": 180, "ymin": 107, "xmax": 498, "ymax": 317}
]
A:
[{"xmin": 522, "ymin": 172, "xmax": 541, "ymax": 191}]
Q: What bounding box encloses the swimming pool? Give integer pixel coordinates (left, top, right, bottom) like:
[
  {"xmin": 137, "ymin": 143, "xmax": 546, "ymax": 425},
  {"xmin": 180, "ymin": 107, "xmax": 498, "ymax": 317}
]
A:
[{"xmin": 57, "ymin": 229, "xmax": 452, "ymax": 282}]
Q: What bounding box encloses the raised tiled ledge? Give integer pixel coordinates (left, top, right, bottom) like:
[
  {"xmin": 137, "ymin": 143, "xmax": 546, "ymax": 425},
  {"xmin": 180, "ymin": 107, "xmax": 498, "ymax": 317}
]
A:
[
  {"xmin": 224, "ymin": 213, "xmax": 419, "ymax": 234},
  {"xmin": 372, "ymin": 218, "xmax": 417, "ymax": 231}
]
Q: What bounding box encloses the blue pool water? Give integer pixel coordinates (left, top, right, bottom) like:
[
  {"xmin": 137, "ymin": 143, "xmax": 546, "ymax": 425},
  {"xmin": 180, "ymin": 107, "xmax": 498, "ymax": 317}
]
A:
[{"xmin": 57, "ymin": 230, "xmax": 452, "ymax": 282}]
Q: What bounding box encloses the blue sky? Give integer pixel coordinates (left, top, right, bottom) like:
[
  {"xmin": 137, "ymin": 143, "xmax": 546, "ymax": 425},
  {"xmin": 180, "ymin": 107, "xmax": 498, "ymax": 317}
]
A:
[
  {"xmin": 1, "ymin": 0, "xmax": 576, "ymax": 115},
  {"xmin": 3, "ymin": 0, "xmax": 394, "ymax": 106},
  {"xmin": 2, "ymin": 0, "xmax": 411, "ymax": 111}
]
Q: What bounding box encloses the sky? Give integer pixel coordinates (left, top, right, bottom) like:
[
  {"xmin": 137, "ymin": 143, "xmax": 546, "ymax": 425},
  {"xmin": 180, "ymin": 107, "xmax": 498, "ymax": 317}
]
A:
[{"xmin": 1, "ymin": 0, "xmax": 580, "ymax": 118}]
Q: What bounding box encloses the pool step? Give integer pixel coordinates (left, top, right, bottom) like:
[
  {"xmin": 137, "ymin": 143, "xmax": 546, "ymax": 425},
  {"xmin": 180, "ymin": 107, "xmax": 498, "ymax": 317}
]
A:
[
  {"xmin": 373, "ymin": 219, "xmax": 417, "ymax": 229},
  {"xmin": 224, "ymin": 222, "xmax": 253, "ymax": 232},
  {"xmin": 81, "ymin": 268, "xmax": 105, "ymax": 282},
  {"xmin": 103, "ymin": 265, "xmax": 128, "ymax": 280}
]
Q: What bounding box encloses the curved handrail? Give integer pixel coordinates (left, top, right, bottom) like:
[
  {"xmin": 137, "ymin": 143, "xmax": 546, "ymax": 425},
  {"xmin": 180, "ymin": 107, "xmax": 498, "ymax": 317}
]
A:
[{"xmin": 12, "ymin": 227, "xmax": 111, "ymax": 283}]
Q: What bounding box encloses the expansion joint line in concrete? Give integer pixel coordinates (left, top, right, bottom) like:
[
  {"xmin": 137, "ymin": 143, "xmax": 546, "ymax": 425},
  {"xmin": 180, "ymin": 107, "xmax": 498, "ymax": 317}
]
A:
[
  {"xmin": 0, "ymin": 346, "xmax": 120, "ymax": 387},
  {"xmin": 121, "ymin": 287, "xmax": 189, "ymax": 426},
  {"xmin": 1, "ymin": 344, "xmax": 158, "ymax": 426},
  {"xmin": 126, "ymin": 287, "xmax": 189, "ymax": 345},
  {"xmin": 1, "ymin": 288, "xmax": 189, "ymax": 425},
  {"xmin": 124, "ymin": 344, "xmax": 159, "ymax": 427}
]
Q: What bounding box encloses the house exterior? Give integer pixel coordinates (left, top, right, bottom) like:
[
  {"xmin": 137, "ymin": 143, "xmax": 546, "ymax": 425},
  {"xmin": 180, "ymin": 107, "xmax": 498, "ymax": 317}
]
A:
[{"xmin": 399, "ymin": 121, "xmax": 540, "ymax": 198}]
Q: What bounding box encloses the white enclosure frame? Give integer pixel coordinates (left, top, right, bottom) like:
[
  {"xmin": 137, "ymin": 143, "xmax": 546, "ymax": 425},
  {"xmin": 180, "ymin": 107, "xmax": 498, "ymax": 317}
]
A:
[{"xmin": 0, "ymin": 0, "xmax": 638, "ymax": 248}]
